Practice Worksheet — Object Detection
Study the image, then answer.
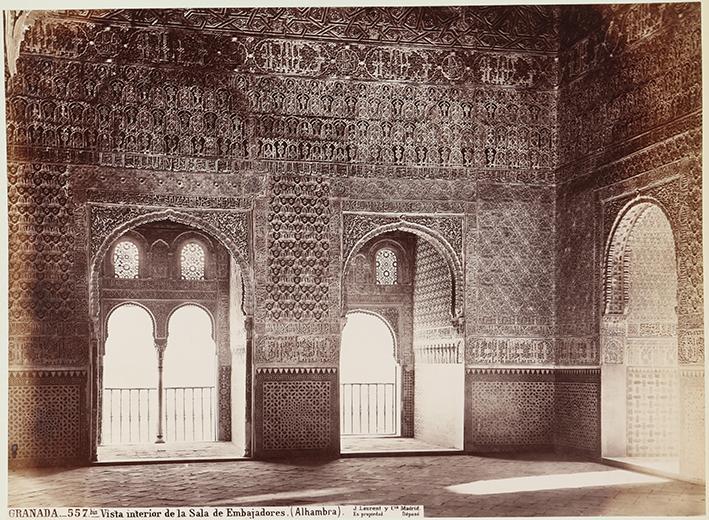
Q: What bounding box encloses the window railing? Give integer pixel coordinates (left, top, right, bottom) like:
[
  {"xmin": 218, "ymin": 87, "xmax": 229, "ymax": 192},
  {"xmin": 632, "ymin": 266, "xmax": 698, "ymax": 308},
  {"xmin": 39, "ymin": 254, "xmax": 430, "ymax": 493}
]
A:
[
  {"xmin": 340, "ymin": 382, "xmax": 397, "ymax": 436},
  {"xmin": 102, "ymin": 386, "xmax": 216, "ymax": 445}
]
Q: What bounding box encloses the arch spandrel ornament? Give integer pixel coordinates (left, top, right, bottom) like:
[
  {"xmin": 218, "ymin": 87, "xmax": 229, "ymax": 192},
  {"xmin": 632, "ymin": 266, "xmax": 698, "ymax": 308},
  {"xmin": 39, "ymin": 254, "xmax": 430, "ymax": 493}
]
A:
[
  {"xmin": 89, "ymin": 205, "xmax": 254, "ymax": 328},
  {"xmin": 342, "ymin": 213, "xmax": 465, "ymax": 324}
]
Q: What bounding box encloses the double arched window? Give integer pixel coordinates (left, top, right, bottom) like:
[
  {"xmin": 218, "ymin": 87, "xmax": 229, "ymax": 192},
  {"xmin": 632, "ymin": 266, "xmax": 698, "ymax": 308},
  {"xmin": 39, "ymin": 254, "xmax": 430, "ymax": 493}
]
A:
[
  {"xmin": 113, "ymin": 240, "xmax": 140, "ymax": 279},
  {"xmin": 111, "ymin": 237, "xmax": 208, "ymax": 281},
  {"xmin": 375, "ymin": 247, "xmax": 398, "ymax": 285}
]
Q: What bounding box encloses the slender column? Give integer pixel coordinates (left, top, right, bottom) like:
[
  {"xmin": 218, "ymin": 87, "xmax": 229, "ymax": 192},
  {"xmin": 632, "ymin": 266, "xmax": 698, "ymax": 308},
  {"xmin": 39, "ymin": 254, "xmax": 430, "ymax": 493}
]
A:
[
  {"xmin": 92, "ymin": 334, "xmax": 101, "ymax": 460},
  {"xmin": 155, "ymin": 337, "xmax": 168, "ymax": 444},
  {"xmin": 243, "ymin": 316, "xmax": 253, "ymax": 457}
]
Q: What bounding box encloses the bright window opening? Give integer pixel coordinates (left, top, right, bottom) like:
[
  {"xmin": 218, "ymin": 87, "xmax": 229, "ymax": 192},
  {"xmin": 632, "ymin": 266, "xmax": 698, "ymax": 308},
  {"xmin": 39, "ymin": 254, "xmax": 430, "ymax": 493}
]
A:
[
  {"xmin": 340, "ymin": 311, "xmax": 399, "ymax": 436},
  {"xmin": 163, "ymin": 305, "xmax": 217, "ymax": 441}
]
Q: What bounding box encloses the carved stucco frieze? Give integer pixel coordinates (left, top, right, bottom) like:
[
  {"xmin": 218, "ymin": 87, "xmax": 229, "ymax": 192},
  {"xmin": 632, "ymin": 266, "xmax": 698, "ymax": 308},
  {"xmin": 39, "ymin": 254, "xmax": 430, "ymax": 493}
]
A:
[
  {"xmin": 89, "ymin": 204, "xmax": 249, "ymax": 261},
  {"xmin": 342, "ymin": 212, "xmax": 463, "ymax": 268}
]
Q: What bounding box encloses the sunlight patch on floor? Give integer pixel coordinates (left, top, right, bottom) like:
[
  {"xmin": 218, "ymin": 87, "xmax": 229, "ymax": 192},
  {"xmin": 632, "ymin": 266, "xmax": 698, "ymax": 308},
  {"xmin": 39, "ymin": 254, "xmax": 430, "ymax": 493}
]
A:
[{"xmin": 446, "ymin": 469, "xmax": 669, "ymax": 495}]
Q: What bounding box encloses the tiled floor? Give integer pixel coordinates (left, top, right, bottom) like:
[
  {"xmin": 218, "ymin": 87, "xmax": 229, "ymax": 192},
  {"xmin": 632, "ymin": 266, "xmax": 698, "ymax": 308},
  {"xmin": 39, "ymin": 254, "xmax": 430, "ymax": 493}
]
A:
[
  {"xmin": 341, "ymin": 436, "xmax": 458, "ymax": 453},
  {"xmin": 97, "ymin": 441, "xmax": 245, "ymax": 462},
  {"xmin": 9, "ymin": 452, "xmax": 705, "ymax": 517},
  {"xmin": 96, "ymin": 437, "xmax": 452, "ymax": 462}
]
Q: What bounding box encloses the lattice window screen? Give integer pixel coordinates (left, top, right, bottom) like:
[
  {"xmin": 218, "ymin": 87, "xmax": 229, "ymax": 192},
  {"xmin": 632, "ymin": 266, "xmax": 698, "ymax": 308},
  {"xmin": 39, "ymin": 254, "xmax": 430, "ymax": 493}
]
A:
[
  {"xmin": 181, "ymin": 242, "xmax": 206, "ymax": 280},
  {"xmin": 375, "ymin": 248, "xmax": 398, "ymax": 285},
  {"xmin": 113, "ymin": 240, "xmax": 139, "ymax": 279}
]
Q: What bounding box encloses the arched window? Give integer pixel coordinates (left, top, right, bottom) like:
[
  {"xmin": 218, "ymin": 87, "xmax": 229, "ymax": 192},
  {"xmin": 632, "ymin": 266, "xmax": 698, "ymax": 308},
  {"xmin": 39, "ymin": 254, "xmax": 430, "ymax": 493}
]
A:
[
  {"xmin": 180, "ymin": 242, "xmax": 206, "ymax": 280},
  {"xmin": 113, "ymin": 240, "xmax": 140, "ymax": 279},
  {"xmin": 375, "ymin": 247, "xmax": 398, "ymax": 285}
]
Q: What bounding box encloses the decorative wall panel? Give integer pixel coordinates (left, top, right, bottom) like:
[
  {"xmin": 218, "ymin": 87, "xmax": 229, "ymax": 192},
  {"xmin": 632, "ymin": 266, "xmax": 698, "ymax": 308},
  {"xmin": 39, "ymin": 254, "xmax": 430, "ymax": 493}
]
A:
[
  {"xmin": 680, "ymin": 368, "xmax": 705, "ymax": 479},
  {"xmin": 255, "ymin": 368, "xmax": 338, "ymax": 455},
  {"xmin": 467, "ymin": 338, "xmax": 554, "ymax": 365},
  {"xmin": 474, "ymin": 186, "xmax": 555, "ymax": 337},
  {"xmin": 265, "ymin": 173, "xmax": 332, "ymax": 322},
  {"xmin": 554, "ymin": 370, "xmax": 600, "ymax": 453},
  {"xmin": 626, "ymin": 368, "xmax": 679, "ymax": 457},
  {"xmin": 8, "ymin": 371, "xmax": 87, "ymax": 465},
  {"xmin": 469, "ymin": 184, "xmax": 555, "ymax": 366},
  {"xmin": 7, "ymin": 163, "xmax": 89, "ymax": 368},
  {"xmin": 401, "ymin": 368, "xmax": 415, "ymax": 438},
  {"xmin": 555, "ymin": 180, "xmax": 596, "ymax": 340},
  {"xmin": 468, "ymin": 369, "xmax": 554, "ymax": 448},
  {"xmin": 255, "ymin": 336, "xmax": 338, "ymax": 365}
]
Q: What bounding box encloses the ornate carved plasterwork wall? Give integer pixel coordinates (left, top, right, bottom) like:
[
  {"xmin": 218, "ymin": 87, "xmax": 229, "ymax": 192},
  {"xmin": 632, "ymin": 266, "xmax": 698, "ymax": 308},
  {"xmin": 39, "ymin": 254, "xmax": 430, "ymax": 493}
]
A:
[
  {"xmin": 556, "ymin": 3, "xmax": 702, "ymax": 476},
  {"xmin": 247, "ymin": 76, "xmax": 556, "ymax": 170},
  {"xmin": 52, "ymin": 7, "xmax": 560, "ymax": 53},
  {"xmin": 8, "ymin": 163, "xmax": 90, "ymax": 368},
  {"xmin": 558, "ymin": 3, "xmax": 700, "ymax": 171},
  {"xmin": 556, "ymin": 3, "xmax": 701, "ymax": 365},
  {"xmin": 413, "ymin": 239, "xmax": 461, "ymax": 364},
  {"xmin": 5, "ymin": 5, "xmax": 703, "ymax": 466},
  {"xmin": 8, "ymin": 12, "xmax": 558, "ymax": 176},
  {"xmin": 467, "ymin": 184, "xmax": 556, "ymax": 365}
]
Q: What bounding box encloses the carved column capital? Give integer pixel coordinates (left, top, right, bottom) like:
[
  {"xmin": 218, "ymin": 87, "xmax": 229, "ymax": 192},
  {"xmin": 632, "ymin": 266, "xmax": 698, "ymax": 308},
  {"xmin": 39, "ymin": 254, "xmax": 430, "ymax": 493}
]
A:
[{"xmin": 155, "ymin": 337, "xmax": 168, "ymax": 358}]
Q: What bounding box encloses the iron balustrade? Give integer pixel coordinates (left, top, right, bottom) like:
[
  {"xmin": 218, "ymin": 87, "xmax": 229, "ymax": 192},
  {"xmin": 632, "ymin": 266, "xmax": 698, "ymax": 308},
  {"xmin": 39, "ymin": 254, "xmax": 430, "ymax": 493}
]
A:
[
  {"xmin": 340, "ymin": 382, "xmax": 397, "ymax": 436},
  {"xmin": 164, "ymin": 386, "xmax": 215, "ymax": 442},
  {"xmin": 102, "ymin": 386, "xmax": 216, "ymax": 445}
]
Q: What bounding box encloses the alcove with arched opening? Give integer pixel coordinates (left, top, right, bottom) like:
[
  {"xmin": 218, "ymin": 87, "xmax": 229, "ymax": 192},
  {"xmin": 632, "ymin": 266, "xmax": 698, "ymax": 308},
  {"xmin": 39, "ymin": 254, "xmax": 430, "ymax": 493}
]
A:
[
  {"xmin": 601, "ymin": 201, "xmax": 680, "ymax": 475},
  {"xmin": 95, "ymin": 218, "xmax": 251, "ymax": 461},
  {"xmin": 341, "ymin": 228, "xmax": 465, "ymax": 453}
]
